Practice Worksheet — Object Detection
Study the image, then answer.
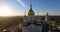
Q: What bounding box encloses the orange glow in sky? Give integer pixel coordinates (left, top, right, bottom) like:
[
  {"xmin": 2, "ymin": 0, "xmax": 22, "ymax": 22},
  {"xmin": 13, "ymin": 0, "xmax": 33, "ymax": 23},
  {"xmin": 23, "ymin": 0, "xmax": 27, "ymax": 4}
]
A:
[{"xmin": 0, "ymin": 5, "xmax": 20, "ymax": 16}]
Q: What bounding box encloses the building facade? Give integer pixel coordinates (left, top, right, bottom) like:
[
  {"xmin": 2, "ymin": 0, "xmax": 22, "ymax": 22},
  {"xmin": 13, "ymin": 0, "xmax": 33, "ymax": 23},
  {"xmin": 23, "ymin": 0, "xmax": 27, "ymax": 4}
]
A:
[{"xmin": 22, "ymin": 0, "xmax": 43, "ymax": 32}]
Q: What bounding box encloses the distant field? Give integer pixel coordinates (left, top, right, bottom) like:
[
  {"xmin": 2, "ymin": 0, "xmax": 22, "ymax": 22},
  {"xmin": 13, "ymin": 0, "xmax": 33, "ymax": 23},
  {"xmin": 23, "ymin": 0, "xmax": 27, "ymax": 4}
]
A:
[
  {"xmin": 0, "ymin": 16, "xmax": 60, "ymax": 32},
  {"xmin": 0, "ymin": 17, "xmax": 23, "ymax": 32}
]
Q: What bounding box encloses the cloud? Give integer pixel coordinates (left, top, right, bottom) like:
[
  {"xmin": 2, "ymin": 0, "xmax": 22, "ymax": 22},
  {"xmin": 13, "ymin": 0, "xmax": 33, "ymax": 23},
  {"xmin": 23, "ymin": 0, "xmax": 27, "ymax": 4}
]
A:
[
  {"xmin": 0, "ymin": 0, "xmax": 26, "ymax": 7},
  {"xmin": 17, "ymin": 0, "xmax": 26, "ymax": 7}
]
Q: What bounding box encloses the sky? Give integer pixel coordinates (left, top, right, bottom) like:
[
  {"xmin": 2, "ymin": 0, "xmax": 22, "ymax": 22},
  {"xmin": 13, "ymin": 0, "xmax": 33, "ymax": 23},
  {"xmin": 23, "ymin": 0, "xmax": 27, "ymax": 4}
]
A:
[{"xmin": 0, "ymin": 0, "xmax": 60, "ymax": 16}]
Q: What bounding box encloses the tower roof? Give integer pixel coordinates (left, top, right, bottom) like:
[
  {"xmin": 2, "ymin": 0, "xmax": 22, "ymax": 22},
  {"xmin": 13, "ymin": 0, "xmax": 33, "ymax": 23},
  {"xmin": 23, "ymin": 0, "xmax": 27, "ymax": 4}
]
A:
[
  {"xmin": 46, "ymin": 12, "xmax": 49, "ymax": 16},
  {"xmin": 29, "ymin": 5, "xmax": 34, "ymax": 12},
  {"xmin": 28, "ymin": 0, "xmax": 34, "ymax": 16}
]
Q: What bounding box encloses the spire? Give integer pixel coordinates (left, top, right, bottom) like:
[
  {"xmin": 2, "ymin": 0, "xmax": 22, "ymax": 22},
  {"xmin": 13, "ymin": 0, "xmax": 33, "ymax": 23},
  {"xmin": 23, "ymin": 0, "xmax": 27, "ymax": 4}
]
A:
[
  {"xmin": 24, "ymin": 11, "xmax": 26, "ymax": 16},
  {"xmin": 28, "ymin": 0, "xmax": 34, "ymax": 16},
  {"xmin": 24, "ymin": 11, "xmax": 27, "ymax": 22},
  {"xmin": 29, "ymin": 0, "xmax": 33, "ymax": 12},
  {"xmin": 30, "ymin": 0, "xmax": 32, "ymax": 9},
  {"xmin": 24, "ymin": 11, "xmax": 26, "ymax": 18},
  {"xmin": 46, "ymin": 12, "xmax": 48, "ymax": 16},
  {"xmin": 36, "ymin": 11, "xmax": 40, "ymax": 19},
  {"xmin": 38, "ymin": 11, "xmax": 39, "ymax": 16},
  {"xmin": 45, "ymin": 12, "xmax": 49, "ymax": 21}
]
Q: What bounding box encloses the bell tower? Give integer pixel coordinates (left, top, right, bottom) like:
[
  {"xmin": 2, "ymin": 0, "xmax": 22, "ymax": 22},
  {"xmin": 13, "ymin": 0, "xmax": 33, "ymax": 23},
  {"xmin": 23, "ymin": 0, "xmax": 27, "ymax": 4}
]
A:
[
  {"xmin": 27, "ymin": 0, "xmax": 35, "ymax": 23},
  {"xmin": 45, "ymin": 12, "xmax": 50, "ymax": 24},
  {"xmin": 45, "ymin": 12, "xmax": 49, "ymax": 21}
]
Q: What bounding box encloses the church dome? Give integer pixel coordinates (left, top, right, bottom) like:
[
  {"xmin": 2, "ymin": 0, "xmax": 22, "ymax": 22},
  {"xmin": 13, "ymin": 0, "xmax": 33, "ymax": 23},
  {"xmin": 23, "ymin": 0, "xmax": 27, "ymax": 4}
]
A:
[
  {"xmin": 29, "ymin": 8, "xmax": 34, "ymax": 12},
  {"xmin": 28, "ymin": 5, "xmax": 34, "ymax": 16},
  {"xmin": 28, "ymin": 10, "xmax": 34, "ymax": 16}
]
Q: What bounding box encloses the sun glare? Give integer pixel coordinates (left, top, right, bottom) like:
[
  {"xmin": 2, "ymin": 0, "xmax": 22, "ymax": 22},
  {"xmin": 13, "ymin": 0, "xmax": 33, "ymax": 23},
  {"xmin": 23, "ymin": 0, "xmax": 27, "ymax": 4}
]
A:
[{"xmin": 0, "ymin": 5, "xmax": 11, "ymax": 16}]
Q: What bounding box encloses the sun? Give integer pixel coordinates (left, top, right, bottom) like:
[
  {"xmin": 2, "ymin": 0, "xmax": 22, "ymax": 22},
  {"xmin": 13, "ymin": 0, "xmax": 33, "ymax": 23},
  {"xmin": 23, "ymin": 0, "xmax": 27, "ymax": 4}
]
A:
[{"xmin": 0, "ymin": 5, "xmax": 11, "ymax": 16}]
